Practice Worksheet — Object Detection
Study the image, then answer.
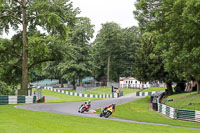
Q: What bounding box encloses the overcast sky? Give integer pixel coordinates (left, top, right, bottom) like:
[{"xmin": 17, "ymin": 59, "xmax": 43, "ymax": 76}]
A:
[
  {"xmin": 72, "ymin": 0, "xmax": 138, "ymax": 39},
  {"xmin": 1, "ymin": 0, "xmax": 138, "ymax": 40}
]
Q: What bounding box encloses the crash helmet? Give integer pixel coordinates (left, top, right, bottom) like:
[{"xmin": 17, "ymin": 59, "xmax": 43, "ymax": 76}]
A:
[
  {"xmin": 108, "ymin": 104, "xmax": 112, "ymax": 107},
  {"xmin": 112, "ymin": 103, "xmax": 116, "ymax": 109},
  {"xmin": 88, "ymin": 99, "xmax": 91, "ymax": 104}
]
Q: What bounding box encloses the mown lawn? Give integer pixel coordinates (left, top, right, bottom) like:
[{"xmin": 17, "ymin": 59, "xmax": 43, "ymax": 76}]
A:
[
  {"xmin": 162, "ymin": 92, "xmax": 200, "ymax": 110},
  {"xmin": 42, "ymin": 89, "xmax": 100, "ymax": 103},
  {"xmin": 0, "ymin": 105, "xmax": 199, "ymax": 133},
  {"xmin": 108, "ymin": 97, "xmax": 200, "ymax": 128}
]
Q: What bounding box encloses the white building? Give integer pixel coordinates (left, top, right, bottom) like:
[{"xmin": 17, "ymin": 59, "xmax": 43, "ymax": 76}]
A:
[{"xmin": 119, "ymin": 77, "xmax": 150, "ymax": 89}]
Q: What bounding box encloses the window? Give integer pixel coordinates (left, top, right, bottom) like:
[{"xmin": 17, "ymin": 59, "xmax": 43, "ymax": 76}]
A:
[{"xmin": 135, "ymin": 81, "xmax": 137, "ymax": 84}]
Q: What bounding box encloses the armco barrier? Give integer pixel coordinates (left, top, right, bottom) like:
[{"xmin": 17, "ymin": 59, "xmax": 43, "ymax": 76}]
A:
[
  {"xmin": 136, "ymin": 91, "xmax": 157, "ymax": 96},
  {"xmin": 158, "ymin": 103, "xmax": 176, "ymax": 119},
  {"xmin": 43, "ymin": 86, "xmax": 120, "ymax": 98},
  {"xmin": 137, "ymin": 91, "xmax": 200, "ymax": 123},
  {"xmin": 157, "ymin": 103, "xmax": 200, "ymax": 123},
  {"xmin": 0, "ymin": 96, "xmax": 36, "ymax": 105}
]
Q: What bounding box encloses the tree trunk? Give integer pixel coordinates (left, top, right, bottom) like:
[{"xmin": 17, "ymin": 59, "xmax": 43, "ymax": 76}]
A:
[
  {"xmin": 166, "ymin": 82, "xmax": 173, "ymax": 95},
  {"xmin": 60, "ymin": 78, "xmax": 64, "ymax": 88},
  {"xmin": 21, "ymin": 0, "xmax": 28, "ymax": 89},
  {"xmin": 107, "ymin": 52, "xmax": 111, "ymax": 86},
  {"xmin": 79, "ymin": 76, "xmax": 82, "ymax": 87},
  {"xmin": 72, "ymin": 78, "xmax": 76, "ymax": 90},
  {"xmin": 197, "ymin": 80, "xmax": 200, "ymax": 94}
]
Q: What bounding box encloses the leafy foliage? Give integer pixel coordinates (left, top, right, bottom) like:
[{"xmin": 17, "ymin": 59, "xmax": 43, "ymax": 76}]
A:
[
  {"xmin": 0, "ymin": 0, "xmax": 79, "ymax": 88},
  {"xmin": 134, "ymin": 0, "xmax": 200, "ymax": 93},
  {"xmin": 0, "ymin": 81, "xmax": 15, "ymax": 95}
]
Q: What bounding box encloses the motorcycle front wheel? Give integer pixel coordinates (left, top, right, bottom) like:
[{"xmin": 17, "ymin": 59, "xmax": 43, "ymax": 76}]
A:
[
  {"xmin": 99, "ymin": 112, "xmax": 103, "ymax": 117},
  {"xmin": 80, "ymin": 108, "xmax": 85, "ymax": 113}
]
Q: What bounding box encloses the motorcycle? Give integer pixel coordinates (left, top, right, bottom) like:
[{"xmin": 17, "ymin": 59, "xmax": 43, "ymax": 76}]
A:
[
  {"xmin": 100, "ymin": 104, "xmax": 115, "ymax": 118},
  {"xmin": 78, "ymin": 102, "xmax": 91, "ymax": 113}
]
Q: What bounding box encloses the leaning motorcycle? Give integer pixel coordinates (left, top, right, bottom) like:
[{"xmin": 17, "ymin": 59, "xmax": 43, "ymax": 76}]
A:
[
  {"xmin": 78, "ymin": 103, "xmax": 91, "ymax": 113},
  {"xmin": 100, "ymin": 104, "xmax": 115, "ymax": 118}
]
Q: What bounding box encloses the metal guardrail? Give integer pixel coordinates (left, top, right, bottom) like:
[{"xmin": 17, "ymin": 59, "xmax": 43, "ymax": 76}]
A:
[
  {"xmin": 43, "ymin": 86, "xmax": 123, "ymax": 98},
  {"xmin": 149, "ymin": 91, "xmax": 200, "ymax": 123},
  {"xmin": 0, "ymin": 96, "xmax": 36, "ymax": 105}
]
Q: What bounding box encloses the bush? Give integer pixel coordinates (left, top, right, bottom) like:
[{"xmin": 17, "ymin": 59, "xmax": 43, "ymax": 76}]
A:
[{"xmin": 0, "ymin": 81, "xmax": 16, "ymax": 95}]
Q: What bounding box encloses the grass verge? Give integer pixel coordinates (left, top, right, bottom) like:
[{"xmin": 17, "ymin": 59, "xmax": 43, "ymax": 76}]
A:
[
  {"xmin": 67, "ymin": 87, "xmax": 138, "ymax": 95},
  {"xmin": 0, "ymin": 105, "xmax": 199, "ymax": 133},
  {"xmin": 42, "ymin": 89, "xmax": 100, "ymax": 103}
]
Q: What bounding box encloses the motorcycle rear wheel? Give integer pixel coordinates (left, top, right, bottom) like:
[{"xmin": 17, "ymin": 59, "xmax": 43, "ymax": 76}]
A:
[{"xmin": 105, "ymin": 112, "xmax": 111, "ymax": 118}]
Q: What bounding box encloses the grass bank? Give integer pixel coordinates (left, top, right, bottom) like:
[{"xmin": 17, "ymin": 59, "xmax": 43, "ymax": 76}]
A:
[
  {"xmin": 162, "ymin": 92, "xmax": 200, "ymax": 110},
  {"xmin": 140, "ymin": 87, "xmax": 166, "ymax": 92},
  {"xmin": 0, "ymin": 105, "xmax": 199, "ymax": 133}
]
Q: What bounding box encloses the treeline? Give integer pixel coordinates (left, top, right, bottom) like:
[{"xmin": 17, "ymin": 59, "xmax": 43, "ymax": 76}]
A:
[
  {"xmin": 0, "ymin": 0, "xmax": 140, "ymax": 92},
  {"xmin": 1, "ymin": 0, "xmax": 200, "ymax": 95},
  {"xmin": 133, "ymin": 0, "xmax": 200, "ymax": 94}
]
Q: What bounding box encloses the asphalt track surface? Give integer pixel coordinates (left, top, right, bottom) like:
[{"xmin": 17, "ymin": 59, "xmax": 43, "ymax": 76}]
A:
[{"xmin": 16, "ymin": 93, "xmax": 200, "ymax": 130}]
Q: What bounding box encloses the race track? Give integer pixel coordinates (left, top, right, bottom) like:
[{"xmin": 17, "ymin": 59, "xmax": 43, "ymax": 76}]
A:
[{"xmin": 16, "ymin": 93, "xmax": 200, "ymax": 130}]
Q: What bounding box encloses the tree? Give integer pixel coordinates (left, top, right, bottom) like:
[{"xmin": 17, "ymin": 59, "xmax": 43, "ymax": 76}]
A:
[
  {"xmin": 93, "ymin": 22, "xmax": 122, "ymax": 85},
  {"xmin": 133, "ymin": 32, "xmax": 175, "ymax": 95},
  {"xmin": 117, "ymin": 26, "xmax": 140, "ymax": 77},
  {"xmin": 0, "ymin": 0, "xmax": 78, "ymax": 89},
  {"xmin": 58, "ymin": 17, "xmax": 94, "ymax": 89}
]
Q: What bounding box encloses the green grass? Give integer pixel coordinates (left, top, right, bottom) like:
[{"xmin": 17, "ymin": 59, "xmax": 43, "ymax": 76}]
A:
[
  {"xmin": 141, "ymin": 87, "xmax": 166, "ymax": 92},
  {"xmin": 42, "ymin": 89, "xmax": 100, "ymax": 103},
  {"xmin": 162, "ymin": 92, "xmax": 200, "ymax": 110},
  {"xmin": 0, "ymin": 105, "xmax": 199, "ymax": 133},
  {"xmin": 105, "ymin": 97, "xmax": 200, "ymax": 128},
  {"xmin": 121, "ymin": 88, "xmax": 139, "ymax": 95},
  {"xmin": 85, "ymin": 87, "xmax": 112, "ymax": 94}
]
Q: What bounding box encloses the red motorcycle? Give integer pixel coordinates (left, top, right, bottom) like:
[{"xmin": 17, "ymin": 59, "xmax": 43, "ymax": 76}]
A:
[{"xmin": 78, "ymin": 101, "xmax": 91, "ymax": 113}]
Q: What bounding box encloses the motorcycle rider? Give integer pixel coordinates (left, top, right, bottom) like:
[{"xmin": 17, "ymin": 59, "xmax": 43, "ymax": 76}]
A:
[
  {"xmin": 86, "ymin": 99, "xmax": 91, "ymax": 108},
  {"xmin": 104, "ymin": 103, "xmax": 115, "ymax": 112},
  {"xmin": 78, "ymin": 100, "xmax": 91, "ymax": 113},
  {"xmin": 100, "ymin": 103, "xmax": 116, "ymax": 118}
]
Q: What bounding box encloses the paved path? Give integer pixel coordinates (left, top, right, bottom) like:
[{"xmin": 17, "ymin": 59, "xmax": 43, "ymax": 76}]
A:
[{"xmin": 16, "ymin": 93, "xmax": 200, "ymax": 130}]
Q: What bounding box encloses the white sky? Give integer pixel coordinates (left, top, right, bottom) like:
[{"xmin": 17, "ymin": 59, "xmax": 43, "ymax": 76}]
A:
[
  {"xmin": 72, "ymin": 0, "xmax": 138, "ymax": 39},
  {"xmin": 0, "ymin": 0, "xmax": 138, "ymax": 40}
]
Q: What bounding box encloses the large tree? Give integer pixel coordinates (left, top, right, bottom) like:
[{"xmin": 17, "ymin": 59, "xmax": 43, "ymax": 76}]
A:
[
  {"xmin": 93, "ymin": 22, "xmax": 122, "ymax": 84},
  {"xmin": 118, "ymin": 26, "xmax": 140, "ymax": 77},
  {"xmin": 0, "ymin": 0, "xmax": 78, "ymax": 89},
  {"xmin": 58, "ymin": 17, "xmax": 94, "ymax": 89}
]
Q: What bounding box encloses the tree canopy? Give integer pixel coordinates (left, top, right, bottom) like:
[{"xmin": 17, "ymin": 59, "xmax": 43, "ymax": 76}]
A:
[
  {"xmin": 0, "ymin": 0, "xmax": 79, "ymax": 89},
  {"xmin": 134, "ymin": 0, "xmax": 200, "ymax": 93}
]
